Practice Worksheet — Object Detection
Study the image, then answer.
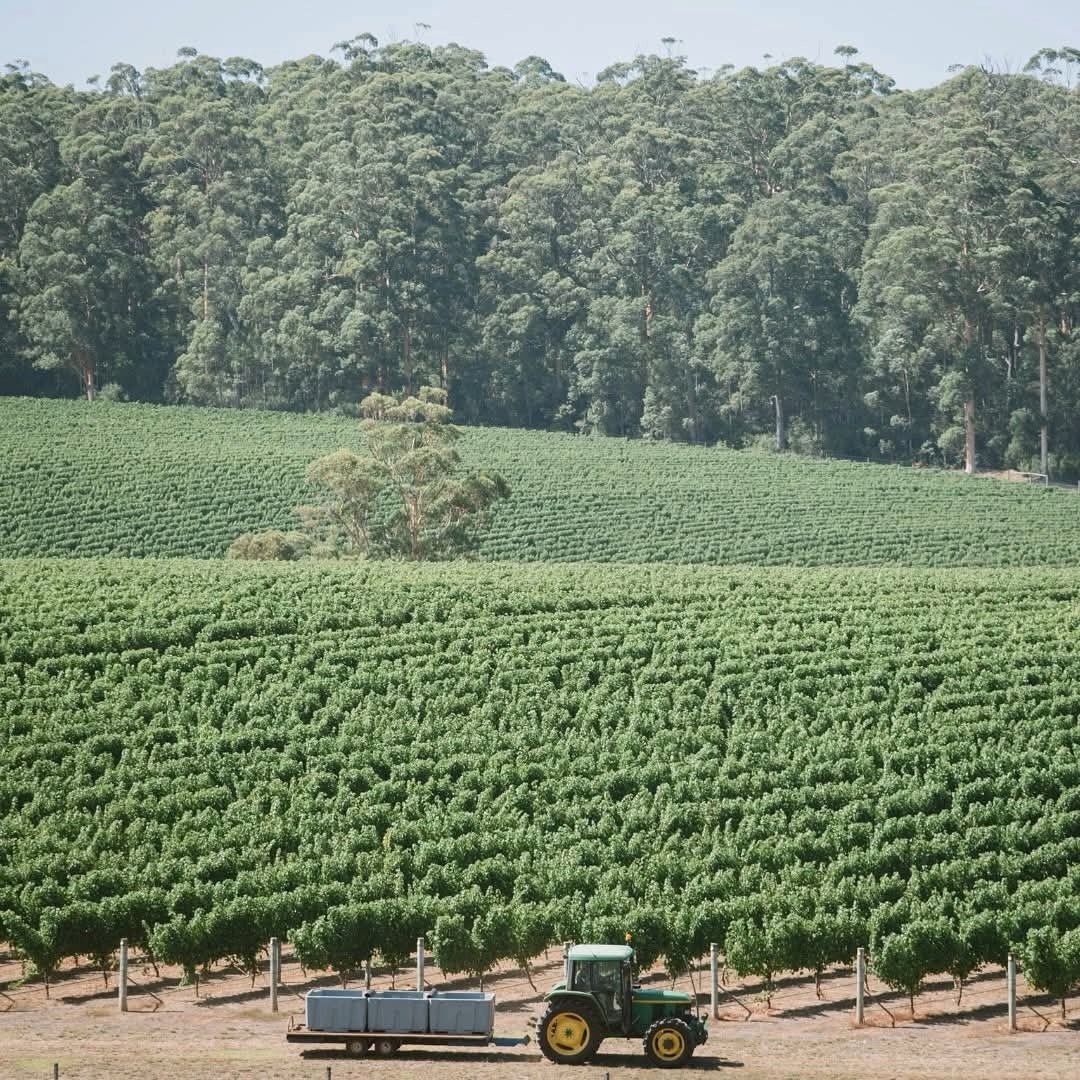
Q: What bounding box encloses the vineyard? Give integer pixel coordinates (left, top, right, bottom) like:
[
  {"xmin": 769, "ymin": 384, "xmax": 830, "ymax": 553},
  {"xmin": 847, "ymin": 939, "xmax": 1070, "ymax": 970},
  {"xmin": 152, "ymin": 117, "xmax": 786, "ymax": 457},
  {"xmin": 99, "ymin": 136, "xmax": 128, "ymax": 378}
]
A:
[
  {"xmin": 2, "ymin": 558, "xmax": 1080, "ymax": 1012},
  {"xmin": 4, "ymin": 397, "xmax": 1080, "ymax": 565}
]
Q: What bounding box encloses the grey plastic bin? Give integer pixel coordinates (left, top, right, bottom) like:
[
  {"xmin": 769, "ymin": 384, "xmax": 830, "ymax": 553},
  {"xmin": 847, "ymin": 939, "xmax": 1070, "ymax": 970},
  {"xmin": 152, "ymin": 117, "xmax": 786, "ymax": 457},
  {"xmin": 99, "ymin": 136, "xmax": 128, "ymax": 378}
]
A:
[
  {"xmin": 305, "ymin": 988, "xmax": 368, "ymax": 1032},
  {"xmin": 365, "ymin": 989, "xmax": 429, "ymax": 1033},
  {"xmin": 427, "ymin": 990, "xmax": 495, "ymax": 1036}
]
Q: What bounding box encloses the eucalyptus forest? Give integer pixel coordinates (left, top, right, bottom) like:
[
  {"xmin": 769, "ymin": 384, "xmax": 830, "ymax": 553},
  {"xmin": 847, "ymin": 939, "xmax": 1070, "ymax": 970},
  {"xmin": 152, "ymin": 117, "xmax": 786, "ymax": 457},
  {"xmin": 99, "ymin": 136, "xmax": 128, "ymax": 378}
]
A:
[{"xmin": 2, "ymin": 39, "xmax": 1079, "ymax": 474}]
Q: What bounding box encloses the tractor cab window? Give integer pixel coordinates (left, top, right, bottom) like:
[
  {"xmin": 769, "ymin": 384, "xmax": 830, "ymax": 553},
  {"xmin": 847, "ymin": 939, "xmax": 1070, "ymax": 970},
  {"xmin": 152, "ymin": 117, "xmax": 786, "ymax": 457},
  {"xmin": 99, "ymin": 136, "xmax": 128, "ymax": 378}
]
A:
[
  {"xmin": 593, "ymin": 960, "xmax": 620, "ymax": 992},
  {"xmin": 571, "ymin": 960, "xmax": 621, "ymax": 991},
  {"xmin": 569, "ymin": 957, "xmax": 628, "ymax": 1017}
]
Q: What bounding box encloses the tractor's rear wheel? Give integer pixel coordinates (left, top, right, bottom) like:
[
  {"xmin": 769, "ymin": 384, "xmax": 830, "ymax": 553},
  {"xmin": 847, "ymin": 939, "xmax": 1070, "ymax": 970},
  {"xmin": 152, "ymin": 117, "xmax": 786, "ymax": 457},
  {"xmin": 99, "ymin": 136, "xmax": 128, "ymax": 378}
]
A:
[
  {"xmin": 643, "ymin": 1017, "xmax": 694, "ymax": 1068},
  {"xmin": 537, "ymin": 1001, "xmax": 602, "ymax": 1065}
]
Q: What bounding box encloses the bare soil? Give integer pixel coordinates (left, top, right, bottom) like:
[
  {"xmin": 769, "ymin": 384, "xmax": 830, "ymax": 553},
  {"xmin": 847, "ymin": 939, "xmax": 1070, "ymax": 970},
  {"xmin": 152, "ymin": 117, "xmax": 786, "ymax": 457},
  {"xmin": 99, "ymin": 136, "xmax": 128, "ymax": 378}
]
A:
[{"xmin": 2, "ymin": 947, "xmax": 1078, "ymax": 1079}]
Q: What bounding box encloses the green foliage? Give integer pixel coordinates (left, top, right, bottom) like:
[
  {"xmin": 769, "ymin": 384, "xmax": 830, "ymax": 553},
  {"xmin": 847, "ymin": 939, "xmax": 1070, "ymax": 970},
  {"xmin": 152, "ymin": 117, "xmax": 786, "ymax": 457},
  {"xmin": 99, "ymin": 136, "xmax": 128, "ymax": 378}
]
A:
[
  {"xmin": 1, "ymin": 558, "xmax": 1080, "ymax": 989},
  {"xmin": 725, "ymin": 917, "xmax": 807, "ymax": 1005},
  {"xmin": 3, "ymin": 42, "xmax": 1080, "ymax": 470},
  {"xmin": 226, "ymin": 530, "xmax": 307, "ymax": 561},
  {"xmin": 873, "ymin": 919, "xmax": 963, "ymax": 1014},
  {"xmin": 4, "ymin": 398, "xmax": 1080, "ymax": 565},
  {"xmin": 296, "ymin": 388, "xmax": 510, "ymax": 560},
  {"xmin": 1021, "ymin": 927, "xmax": 1080, "ymax": 1018},
  {"xmin": 430, "ymin": 911, "xmax": 507, "ymax": 984},
  {"xmin": 148, "ymin": 914, "xmax": 215, "ymax": 994},
  {"xmin": 2, "ymin": 910, "xmax": 64, "ymax": 995},
  {"xmin": 291, "ymin": 905, "xmax": 378, "ymax": 986}
]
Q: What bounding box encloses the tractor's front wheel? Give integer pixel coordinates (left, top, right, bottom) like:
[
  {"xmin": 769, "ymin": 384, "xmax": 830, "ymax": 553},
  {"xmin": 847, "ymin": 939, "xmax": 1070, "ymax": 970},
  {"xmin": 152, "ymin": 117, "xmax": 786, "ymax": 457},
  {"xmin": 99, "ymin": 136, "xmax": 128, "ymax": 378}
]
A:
[
  {"xmin": 643, "ymin": 1017, "xmax": 694, "ymax": 1068},
  {"xmin": 537, "ymin": 1001, "xmax": 602, "ymax": 1065}
]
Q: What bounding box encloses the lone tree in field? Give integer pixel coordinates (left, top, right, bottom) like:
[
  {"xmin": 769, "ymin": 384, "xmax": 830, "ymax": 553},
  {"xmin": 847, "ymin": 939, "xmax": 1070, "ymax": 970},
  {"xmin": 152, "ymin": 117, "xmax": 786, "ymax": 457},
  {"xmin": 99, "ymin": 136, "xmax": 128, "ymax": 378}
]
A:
[{"xmin": 232, "ymin": 387, "xmax": 508, "ymax": 561}]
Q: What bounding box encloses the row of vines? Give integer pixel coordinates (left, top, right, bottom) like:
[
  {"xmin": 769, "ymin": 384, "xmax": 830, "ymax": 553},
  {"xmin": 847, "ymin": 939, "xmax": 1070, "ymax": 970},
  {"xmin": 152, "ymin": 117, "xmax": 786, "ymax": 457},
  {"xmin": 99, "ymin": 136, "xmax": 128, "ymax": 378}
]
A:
[
  {"xmin": 3, "ymin": 398, "xmax": 1080, "ymax": 565},
  {"xmin": 2, "ymin": 560, "xmax": 1080, "ymax": 1011}
]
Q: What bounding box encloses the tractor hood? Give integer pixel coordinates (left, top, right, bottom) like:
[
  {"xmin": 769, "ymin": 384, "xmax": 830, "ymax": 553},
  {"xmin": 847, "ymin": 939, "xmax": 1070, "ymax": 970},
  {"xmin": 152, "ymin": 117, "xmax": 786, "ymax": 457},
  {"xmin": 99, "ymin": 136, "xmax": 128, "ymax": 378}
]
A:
[
  {"xmin": 545, "ymin": 981, "xmax": 694, "ymax": 1006},
  {"xmin": 632, "ymin": 987, "xmax": 694, "ymax": 1005}
]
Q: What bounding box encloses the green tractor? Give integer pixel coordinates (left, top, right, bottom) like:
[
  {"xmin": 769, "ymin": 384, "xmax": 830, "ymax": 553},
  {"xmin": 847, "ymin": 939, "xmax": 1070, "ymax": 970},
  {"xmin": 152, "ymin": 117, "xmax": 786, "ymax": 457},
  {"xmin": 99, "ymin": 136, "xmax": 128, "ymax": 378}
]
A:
[{"xmin": 536, "ymin": 944, "xmax": 707, "ymax": 1068}]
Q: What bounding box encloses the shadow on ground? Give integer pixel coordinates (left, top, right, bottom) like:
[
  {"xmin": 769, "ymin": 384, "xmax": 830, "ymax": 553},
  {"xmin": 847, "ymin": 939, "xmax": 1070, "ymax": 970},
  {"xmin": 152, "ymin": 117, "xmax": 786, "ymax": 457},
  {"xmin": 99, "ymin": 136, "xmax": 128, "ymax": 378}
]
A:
[{"xmin": 300, "ymin": 1047, "xmax": 744, "ymax": 1069}]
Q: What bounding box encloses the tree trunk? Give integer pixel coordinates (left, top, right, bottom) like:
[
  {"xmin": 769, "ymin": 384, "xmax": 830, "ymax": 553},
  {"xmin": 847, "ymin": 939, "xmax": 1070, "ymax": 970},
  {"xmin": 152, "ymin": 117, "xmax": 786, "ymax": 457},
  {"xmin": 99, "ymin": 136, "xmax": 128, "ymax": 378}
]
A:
[
  {"xmin": 1038, "ymin": 312, "xmax": 1049, "ymax": 476},
  {"xmin": 774, "ymin": 394, "xmax": 787, "ymax": 451},
  {"xmin": 75, "ymin": 347, "xmax": 95, "ymax": 401},
  {"xmin": 402, "ymin": 325, "xmax": 412, "ymax": 393},
  {"xmin": 686, "ymin": 371, "xmax": 699, "ymax": 444},
  {"xmin": 963, "ymin": 398, "xmax": 975, "ymax": 474},
  {"xmin": 962, "ymin": 314, "xmax": 976, "ymax": 474}
]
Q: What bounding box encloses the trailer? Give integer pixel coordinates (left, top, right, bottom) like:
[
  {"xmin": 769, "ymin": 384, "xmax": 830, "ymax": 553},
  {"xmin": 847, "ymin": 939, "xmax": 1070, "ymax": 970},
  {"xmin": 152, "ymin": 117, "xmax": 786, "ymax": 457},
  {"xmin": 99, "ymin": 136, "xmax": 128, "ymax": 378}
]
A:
[{"xmin": 286, "ymin": 988, "xmax": 531, "ymax": 1057}]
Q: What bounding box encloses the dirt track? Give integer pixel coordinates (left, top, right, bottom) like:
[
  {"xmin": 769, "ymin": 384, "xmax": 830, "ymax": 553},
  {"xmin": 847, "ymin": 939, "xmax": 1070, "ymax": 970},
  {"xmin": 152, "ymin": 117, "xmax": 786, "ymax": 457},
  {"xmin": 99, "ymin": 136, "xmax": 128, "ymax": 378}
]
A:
[{"xmin": 2, "ymin": 949, "xmax": 1078, "ymax": 1079}]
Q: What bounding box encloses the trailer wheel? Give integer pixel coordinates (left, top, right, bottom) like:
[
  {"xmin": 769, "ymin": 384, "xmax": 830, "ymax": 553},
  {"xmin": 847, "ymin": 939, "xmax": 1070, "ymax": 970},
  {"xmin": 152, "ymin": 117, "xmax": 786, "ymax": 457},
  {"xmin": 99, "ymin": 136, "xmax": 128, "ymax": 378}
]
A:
[
  {"xmin": 372, "ymin": 1037, "xmax": 399, "ymax": 1056},
  {"xmin": 346, "ymin": 1038, "xmax": 370, "ymax": 1056},
  {"xmin": 643, "ymin": 1017, "xmax": 694, "ymax": 1068}
]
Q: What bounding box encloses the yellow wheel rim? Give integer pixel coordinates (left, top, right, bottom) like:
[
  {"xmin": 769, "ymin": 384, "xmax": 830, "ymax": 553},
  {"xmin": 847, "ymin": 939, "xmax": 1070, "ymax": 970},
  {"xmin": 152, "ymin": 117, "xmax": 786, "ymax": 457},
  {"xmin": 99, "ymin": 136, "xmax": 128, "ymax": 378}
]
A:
[
  {"xmin": 546, "ymin": 1011, "xmax": 591, "ymax": 1056},
  {"xmin": 651, "ymin": 1026, "xmax": 686, "ymax": 1061}
]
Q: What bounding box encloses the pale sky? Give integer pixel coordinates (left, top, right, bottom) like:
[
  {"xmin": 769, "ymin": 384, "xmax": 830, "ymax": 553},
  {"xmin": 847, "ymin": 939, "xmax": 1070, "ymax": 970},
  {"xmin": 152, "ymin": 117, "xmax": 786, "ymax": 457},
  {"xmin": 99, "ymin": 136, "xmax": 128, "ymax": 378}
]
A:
[{"xmin": 2, "ymin": 0, "xmax": 1076, "ymax": 89}]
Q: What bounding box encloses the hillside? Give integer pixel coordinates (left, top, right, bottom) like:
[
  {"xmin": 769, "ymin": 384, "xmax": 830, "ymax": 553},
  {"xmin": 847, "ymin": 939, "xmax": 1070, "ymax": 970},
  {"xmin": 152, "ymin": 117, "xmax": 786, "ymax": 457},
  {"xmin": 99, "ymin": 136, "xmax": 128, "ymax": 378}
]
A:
[
  {"xmin": 3, "ymin": 397, "xmax": 1080, "ymax": 566},
  {"xmin": 2, "ymin": 557, "xmax": 1079, "ymax": 980}
]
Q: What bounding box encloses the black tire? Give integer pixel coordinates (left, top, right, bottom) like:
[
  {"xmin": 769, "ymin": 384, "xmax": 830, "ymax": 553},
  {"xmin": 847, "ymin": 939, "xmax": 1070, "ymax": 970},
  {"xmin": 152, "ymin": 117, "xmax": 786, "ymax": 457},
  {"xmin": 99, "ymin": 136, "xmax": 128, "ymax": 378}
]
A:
[
  {"xmin": 372, "ymin": 1037, "xmax": 399, "ymax": 1055},
  {"xmin": 345, "ymin": 1038, "xmax": 370, "ymax": 1056},
  {"xmin": 537, "ymin": 1000, "xmax": 602, "ymax": 1065},
  {"xmin": 643, "ymin": 1017, "xmax": 694, "ymax": 1068}
]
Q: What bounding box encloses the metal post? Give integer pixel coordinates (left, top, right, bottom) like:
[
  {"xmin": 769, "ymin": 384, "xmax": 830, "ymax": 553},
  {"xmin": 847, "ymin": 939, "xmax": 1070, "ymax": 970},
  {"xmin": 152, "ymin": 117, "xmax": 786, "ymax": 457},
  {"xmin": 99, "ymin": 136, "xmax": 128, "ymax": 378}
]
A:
[
  {"xmin": 270, "ymin": 936, "xmax": 280, "ymax": 1013},
  {"xmin": 53, "ymin": 1065, "xmax": 59, "ymax": 1080},
  {"xmin": 1007, "ymin": 954, "xmax": 1017, "ymax": 1031},
  {"xmin": 710, "ymin": 943, "xmax": 719, "ymax": 1019},
  {"xmin": 416, "ymin": 936, "xmax": 425, "ymax": 991},
  {"xmin": 119, "ymin": 938, "xmax": 128, "ymax": 1012},
  {"xmin": 855, "ymin": 947, "xmax": 865, "ymax": 1025}
]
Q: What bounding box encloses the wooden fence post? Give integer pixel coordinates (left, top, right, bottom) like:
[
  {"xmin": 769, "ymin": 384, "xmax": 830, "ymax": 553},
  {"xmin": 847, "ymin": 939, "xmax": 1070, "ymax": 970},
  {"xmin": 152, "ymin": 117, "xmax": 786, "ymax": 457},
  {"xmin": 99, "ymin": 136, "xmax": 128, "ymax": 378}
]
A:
[
  {"xmin": 270, "ymin": 936, "xmax": 280, "ymax": 1013},
  {"xmin": 710, "ymin": 943, "xmax": 719, "ymax": 1019},
  {"xmin": 1007, "ymin": 954, "xmax": 1016, "ymax": 1031},
  {"xmin": 416, "ymin": 936, "xmax": 425, "ymax": 991},
  {"xmin": 118, "ymin": 938, "xmax": 128, "ymax": 1013},
  {"xmin": 855, "ymin": 947, "xmax": 865, "ymax": 1026}
]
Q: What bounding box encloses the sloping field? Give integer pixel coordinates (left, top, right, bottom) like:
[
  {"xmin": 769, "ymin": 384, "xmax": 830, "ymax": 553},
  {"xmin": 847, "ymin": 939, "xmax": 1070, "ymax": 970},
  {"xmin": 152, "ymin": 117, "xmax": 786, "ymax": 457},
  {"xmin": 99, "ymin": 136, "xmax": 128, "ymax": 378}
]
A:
[
  {"xmin": 2, "ymin": 558, "xmax": 1079, "ymax": 985},
  {"xmin": 3, "ymin": 397, "xmax": 1080, "ymax": 564}
]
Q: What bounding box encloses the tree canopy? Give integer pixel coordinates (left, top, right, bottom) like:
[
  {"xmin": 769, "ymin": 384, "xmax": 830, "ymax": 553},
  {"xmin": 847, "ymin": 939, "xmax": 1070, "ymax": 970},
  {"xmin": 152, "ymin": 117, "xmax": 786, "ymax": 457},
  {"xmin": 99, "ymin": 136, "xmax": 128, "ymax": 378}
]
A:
[
  {"xmin": 229, "ymin": 386, "xmax": 509, "ymax": 560},
  {"xmin": 2, "ymin": 39, "xmax": 1079, "ymax": 474}
]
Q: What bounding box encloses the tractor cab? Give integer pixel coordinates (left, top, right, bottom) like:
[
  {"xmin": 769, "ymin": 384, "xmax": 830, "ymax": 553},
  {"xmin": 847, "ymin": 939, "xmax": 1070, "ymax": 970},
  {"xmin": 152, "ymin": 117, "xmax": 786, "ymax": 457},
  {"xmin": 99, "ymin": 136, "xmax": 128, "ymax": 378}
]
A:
[
  {"xmin": 564, "ymin": 944, "xmax": 635, "ymax": 1032},
  {"xmin": 539, "ymin": 942, "xmax": 708, "ymax": 1068}
]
